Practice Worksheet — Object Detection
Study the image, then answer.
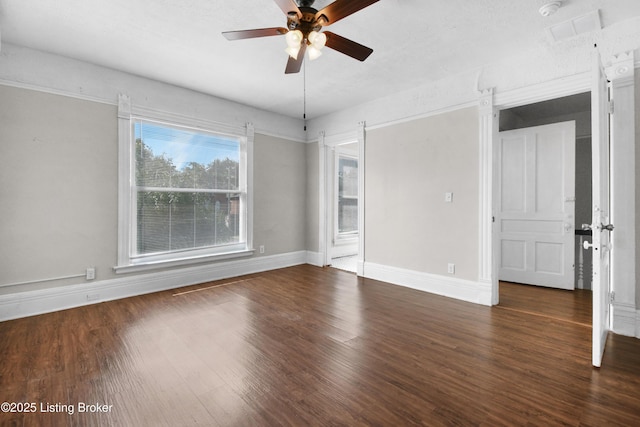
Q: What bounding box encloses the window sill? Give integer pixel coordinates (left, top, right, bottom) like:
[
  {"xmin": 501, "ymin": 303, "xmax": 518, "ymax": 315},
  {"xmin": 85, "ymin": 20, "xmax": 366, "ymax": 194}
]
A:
[{"xmin": 114, "ymin": 249, "xmax": 255, "ymax": 274}]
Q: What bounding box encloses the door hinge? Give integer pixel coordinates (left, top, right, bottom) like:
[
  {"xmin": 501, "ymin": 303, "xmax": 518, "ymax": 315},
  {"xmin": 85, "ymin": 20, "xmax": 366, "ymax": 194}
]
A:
[
  {"xmin": 609, "ymin": 291, "xmax": 615, "ymax": 302},
  {"xmin": 608, "ymin": 100, "xmax": 614, "ymax": 114}
]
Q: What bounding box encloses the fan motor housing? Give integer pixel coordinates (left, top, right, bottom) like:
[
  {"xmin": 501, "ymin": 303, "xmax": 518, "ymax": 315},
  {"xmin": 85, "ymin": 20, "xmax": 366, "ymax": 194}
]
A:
[{"xmin": 288, "ymin": 7, "xmax": 324, "ymax": 37}]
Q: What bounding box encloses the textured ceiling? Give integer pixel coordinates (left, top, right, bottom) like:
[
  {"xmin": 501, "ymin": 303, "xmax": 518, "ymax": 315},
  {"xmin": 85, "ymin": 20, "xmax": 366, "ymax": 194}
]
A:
[{"xmin": 1, "ymin": 0, "xmax": 640, "ymax": 119}]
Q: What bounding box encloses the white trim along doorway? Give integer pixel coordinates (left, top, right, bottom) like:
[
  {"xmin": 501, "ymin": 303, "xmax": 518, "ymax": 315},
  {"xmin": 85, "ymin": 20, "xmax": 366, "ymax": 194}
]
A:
[{"xmin": 318, "ymin": 122, "xmax": 366, "ymax": 275}]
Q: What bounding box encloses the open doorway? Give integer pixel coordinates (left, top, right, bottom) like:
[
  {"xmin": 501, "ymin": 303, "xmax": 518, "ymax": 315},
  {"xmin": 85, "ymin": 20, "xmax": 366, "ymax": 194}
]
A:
[
  {"xmin": 328, "ymin": 142, "xmax": 359, "ymax": 273},
  {"xmin": 496, "ymin": 92, "xmax": 592, "ymax": 316}
]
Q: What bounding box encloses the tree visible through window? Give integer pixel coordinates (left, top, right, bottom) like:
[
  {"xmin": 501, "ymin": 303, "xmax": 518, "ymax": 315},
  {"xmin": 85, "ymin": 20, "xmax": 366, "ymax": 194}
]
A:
[{"xmin": 133, "ymin": 120, "xmax": 245, "ymax": 258}]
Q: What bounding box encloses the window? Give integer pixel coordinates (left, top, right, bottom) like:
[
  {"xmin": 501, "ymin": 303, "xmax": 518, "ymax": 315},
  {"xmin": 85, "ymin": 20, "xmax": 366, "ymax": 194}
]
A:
[
  {"xmin": 337, "ymin": 155, "xmax": 358, "ymax": 236},
  {"xmin": 116, "ymin": 96, "xmax": 253, "ymax": 271}
]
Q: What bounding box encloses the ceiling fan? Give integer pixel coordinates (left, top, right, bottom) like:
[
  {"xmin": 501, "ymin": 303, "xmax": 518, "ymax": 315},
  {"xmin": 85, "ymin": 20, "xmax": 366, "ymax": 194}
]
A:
[{"xmin": 222, "ymin": 0, "xmax": 380, "ymax": 74}]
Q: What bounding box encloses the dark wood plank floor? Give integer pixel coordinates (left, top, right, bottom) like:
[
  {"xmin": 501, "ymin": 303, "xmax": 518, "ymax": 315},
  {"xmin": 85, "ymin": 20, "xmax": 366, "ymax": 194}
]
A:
[
  {"xmin": 1, "ymin": 265, "xmax": 640, "ymax": 426},
  {"xmin": 498, "ymin": 281, "xmax": 592, "ymax": 327}
]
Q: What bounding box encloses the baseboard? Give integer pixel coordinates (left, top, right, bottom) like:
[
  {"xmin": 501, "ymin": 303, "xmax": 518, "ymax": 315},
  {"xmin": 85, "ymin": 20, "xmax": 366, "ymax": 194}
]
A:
[
  {"xmin": 611, "ymin": 302, "xmax": 637, "ymax": 337},
  {"xmin": 306, "ymin": 251, "xmax": 324, "ymax": 267},
  {"xmin": 363, "ymin": 262, "xmax": 492, "ymax": 306},
  {"xmin": 637, "ymin": 310, "xmax": 640, "ymax": 339},
  {"xmin": 0, "ymin": 251, "xmax": 309, "ymax": 322}
]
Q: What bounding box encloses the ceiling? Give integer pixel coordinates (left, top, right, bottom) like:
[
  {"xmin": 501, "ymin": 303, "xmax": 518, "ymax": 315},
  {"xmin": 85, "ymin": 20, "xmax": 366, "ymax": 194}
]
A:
[{"xmin": 1, "ymin": 0, "xmax": 640, "ymax": 119}]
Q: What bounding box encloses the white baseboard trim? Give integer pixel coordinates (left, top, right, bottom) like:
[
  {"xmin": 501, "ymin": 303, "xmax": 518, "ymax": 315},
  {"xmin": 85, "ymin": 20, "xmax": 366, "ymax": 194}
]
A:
[
  {"xmin": 611, "ymin": 302, "xmax": 637, "ymax": 337},
  {"xmin": 0, "ymin": 251, "xmax": 310, "ymax": 322},
  {"xmin": 636, "ymin": 310, "xmax": 640, "ymax": 339},
  {"xmin": 363, "ymin": 262, "xmax": 492, "ymax": 306},
  {"xmin": 306, "ymin": 251, "xmax": 324, "ymax": 267}
]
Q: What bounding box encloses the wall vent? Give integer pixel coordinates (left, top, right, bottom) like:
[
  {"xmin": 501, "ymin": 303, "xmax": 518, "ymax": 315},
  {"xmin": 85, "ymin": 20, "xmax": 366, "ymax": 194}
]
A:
[{"xmin": 546, "ymin": 10, "xmax": 602, "ymax": 42}]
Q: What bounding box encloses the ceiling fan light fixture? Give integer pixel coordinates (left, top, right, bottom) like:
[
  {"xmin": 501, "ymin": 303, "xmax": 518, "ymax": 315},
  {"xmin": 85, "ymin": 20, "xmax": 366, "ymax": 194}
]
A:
[
  {"xmin": 222, "ymin": 0, "xmax": 379, "ymax": 74},
  {"xmin": 285, "ymin": 29, "xmax": 303, "ymax": 48},
  {"xmin": 308, "ymin": 31, "xmax": 327, "ymax": 49},
  {"xmin": 307, "ymin": 45, "xmax": 323, "ymax": 61},
  {"xmin": 285, "ymin": 45, "xmax": 301, "ymax": 60}
]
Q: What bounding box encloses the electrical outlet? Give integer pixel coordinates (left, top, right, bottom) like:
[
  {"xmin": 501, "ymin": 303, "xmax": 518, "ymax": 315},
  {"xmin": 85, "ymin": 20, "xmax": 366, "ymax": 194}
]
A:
[
  {"xmin": 447, "ymin": 263, "xmax": 455, "ymax": 274},
  {"xmin": 259, "ymin": 245, "xmax": 265, "ymax": 254},
  {"xmin": 86, "ymin": 267, "xmax": 96, "ymax": 280}
]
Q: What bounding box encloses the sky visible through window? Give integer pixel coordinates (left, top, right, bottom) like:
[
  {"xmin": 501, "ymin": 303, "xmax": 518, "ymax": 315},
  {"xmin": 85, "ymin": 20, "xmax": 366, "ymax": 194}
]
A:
[{"xmin": 135, "ymin": 121, "xmax": 239, "ymax": 170}]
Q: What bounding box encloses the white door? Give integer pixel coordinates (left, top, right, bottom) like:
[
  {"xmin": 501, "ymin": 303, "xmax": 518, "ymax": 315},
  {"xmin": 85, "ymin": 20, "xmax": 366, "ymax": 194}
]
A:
[
  {"xmin": 589, "ymin": 53, "xmax": 612, "ymax": 368},
  {"xmin": 498, "ymin": 121, "xmax": 576, "ymax": 290}
]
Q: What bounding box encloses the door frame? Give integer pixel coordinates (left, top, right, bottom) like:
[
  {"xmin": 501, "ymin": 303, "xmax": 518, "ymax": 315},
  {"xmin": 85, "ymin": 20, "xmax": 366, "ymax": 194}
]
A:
[
  {"xmin": 318, "ymin": 123, "xmax": 365, "ymax": 272},
  {"xmin": 480, "ymin": 74, "xmax": 593, "ymax": 306},
  {"xmin": 487, "ymin": 72, "xmax": 590, "ymax": 297}
]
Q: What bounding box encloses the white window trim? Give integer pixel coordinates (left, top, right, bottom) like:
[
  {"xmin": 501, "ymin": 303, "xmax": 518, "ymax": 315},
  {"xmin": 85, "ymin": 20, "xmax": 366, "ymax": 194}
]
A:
[{"xmin": 115, "ymin": 94, "xmax": 254, "ymax": 273}]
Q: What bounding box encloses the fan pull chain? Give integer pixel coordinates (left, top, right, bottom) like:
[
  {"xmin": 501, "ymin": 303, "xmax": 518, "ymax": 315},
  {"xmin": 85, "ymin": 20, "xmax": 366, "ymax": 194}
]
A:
[{"xmin": 303, "ymin": 62, "xmax": 307, "ymax": 131}]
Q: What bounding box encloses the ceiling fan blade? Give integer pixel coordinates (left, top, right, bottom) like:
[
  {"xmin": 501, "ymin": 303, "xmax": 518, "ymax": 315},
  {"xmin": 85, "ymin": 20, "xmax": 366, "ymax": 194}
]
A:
[
  {"xmin": 273, "ymin": 0, "xmax": 302, "ymax": 17},
  {"xmin": 285, "ymin": 43, "xmax": 307, "ymax": 74},
  {"xmin": 316, "ymin": 0, "xmax": 380, "ymax": 25},
  {"xmin": 222, "ymin": 27, "xmax": 287, "ymax": 41},
  {"xmin": 324, "ymin": 31, "xmax": 373, "ymax": 61}
]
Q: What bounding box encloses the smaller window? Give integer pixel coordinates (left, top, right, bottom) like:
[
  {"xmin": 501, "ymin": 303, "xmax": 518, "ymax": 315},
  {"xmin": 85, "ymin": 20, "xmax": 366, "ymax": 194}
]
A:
[{"xmin": 337, "ymin": 156, "xmax": 358, "ymax": 236}]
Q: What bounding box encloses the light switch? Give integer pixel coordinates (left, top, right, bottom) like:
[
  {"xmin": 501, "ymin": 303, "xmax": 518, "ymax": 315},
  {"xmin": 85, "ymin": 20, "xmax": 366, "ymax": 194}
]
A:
[{"xmin": 445, "ymin": 192, "xmax": 453, "ymax": 203}]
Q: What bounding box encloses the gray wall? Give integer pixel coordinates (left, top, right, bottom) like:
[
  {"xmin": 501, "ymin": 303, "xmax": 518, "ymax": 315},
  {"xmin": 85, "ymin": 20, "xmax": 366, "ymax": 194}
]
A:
[
  {"xmin": 0, "ymin": 85, "xmax": 308, "ymax": 295},
  {"xmin": 0, "ymin": 86, "xmax": 118, "ymax": 293},
  {"xmin": 253, "ymin": 134, "xmax": 307, "ymax": 256},
  {"xmin": 305, "ymin": 142, "xmax": 319, "ymax": 253},
  {"xmin": 365, "ymin": 107, "xmax": 479, "ymax": 281}
]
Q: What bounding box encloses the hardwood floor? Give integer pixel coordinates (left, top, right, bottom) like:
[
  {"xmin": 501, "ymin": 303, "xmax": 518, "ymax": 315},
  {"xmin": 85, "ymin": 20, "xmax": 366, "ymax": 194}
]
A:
[
  {"xmin": 498, "ymin": 281, "xmax": 592, "ymax": 326},
  {"xmin": 1, "ymin": 265, "xmax": 639, "ymax": 426}
]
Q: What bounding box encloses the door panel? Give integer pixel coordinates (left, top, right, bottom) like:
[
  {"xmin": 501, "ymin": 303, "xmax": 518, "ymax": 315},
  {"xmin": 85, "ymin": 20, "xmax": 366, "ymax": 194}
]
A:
[
  {"xmin": 536, "ymin": 136, "xmax": 564, "ymax": 212},
  {"xmin": 501, "ymin": 137, "xmax": 526, "ymax": 212},
  {"xmin": 498, "ymin": 121, "xmax": 576, "ymax": 290},
  {"xmin": 590, "ymin": 53, "xmax": 612, "ymax": 368},
  {"xmin": 535, "ymin": 242, "xmax": 563, "ymax": 274}
]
